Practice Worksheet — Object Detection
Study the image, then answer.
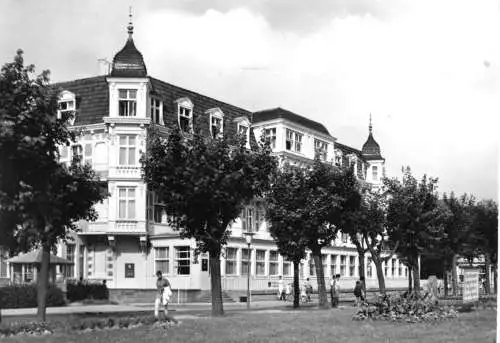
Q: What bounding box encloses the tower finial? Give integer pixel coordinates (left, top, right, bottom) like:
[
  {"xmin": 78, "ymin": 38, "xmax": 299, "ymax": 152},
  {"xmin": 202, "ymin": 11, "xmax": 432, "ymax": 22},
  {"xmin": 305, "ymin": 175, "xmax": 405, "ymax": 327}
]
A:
[
  {"xmin": 369, "ymin": 113, "xmax": 373, "ymax": 134},
  {"xmin": 127, "ymin": 6, "xmax": 134, "ymax": 38}
]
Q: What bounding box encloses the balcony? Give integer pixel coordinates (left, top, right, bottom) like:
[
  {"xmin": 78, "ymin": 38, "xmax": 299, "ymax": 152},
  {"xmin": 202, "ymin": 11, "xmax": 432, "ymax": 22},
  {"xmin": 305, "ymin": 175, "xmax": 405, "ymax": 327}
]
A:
[
  {"xmin": 108, "ymin": 165, "xmax": 142, "ymax": 179},
  {"xmin": 78, "ymin": 220, "xmax": 146, "ymax": 235}
]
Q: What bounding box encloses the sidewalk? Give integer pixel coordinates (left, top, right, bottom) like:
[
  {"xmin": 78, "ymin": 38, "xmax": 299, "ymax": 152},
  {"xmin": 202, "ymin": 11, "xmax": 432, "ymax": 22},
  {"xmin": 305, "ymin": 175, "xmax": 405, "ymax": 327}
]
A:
[{"xmin": 1, "ymin": 300, "xmax": 313, "ymax": 318}]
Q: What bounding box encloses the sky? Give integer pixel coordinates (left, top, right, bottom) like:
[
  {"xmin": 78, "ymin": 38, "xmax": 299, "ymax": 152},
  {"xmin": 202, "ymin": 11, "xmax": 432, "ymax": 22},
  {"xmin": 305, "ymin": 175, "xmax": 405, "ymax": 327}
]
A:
[{"xmin": 0, "ymin": 0, "xmax": 498, "ymax": 201}]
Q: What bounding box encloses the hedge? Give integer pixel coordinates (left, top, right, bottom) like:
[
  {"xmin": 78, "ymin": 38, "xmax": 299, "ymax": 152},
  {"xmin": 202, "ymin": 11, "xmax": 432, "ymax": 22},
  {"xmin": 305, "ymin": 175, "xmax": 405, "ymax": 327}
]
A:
[
  {"xmin": 66, "ymin": 280, "xmax": 109, "ymax": 302},
  {"xmin": 0, "ymin": 283, "xmax": 66, "ymax": 309}
]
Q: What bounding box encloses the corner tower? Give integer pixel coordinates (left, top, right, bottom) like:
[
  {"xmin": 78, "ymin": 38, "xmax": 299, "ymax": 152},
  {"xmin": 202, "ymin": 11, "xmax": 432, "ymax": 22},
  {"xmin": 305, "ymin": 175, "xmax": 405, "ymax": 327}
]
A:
[{"xmin": 362, "ymin": 114, "xmax": 385, "ymax": 185}]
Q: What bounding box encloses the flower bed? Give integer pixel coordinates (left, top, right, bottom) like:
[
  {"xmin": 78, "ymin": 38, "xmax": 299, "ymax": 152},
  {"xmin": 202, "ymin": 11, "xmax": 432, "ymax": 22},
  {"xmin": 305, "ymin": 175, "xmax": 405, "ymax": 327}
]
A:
[{"xmin": 352, "ymin": 293, "xmax": 459, "ymax": 323}]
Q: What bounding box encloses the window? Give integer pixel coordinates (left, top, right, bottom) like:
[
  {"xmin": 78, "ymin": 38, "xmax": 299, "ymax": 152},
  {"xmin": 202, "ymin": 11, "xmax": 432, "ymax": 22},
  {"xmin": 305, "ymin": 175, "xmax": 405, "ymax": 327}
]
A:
[
  {"xmin": 340, "ymin": 255, "xmax": 346, "ymax": 276},
  {"xmin": 118, "ymin": 187, "xmax": 136, "ymax": 219},
  {"xmin": 24, "ymin": 264, "xmax": 34, "ymax": 283},
  {"xmin": 398, "ymin": 260, "xmax": 403, "ymax": 277},
  {"xmin": 334, "ymin": 149, "xmax": 342, "ymax": 167},
  {"xmin": 241, "ymin": 248, "xmax": 251, "ymax": 275},
  {"xmin": 269, "ymin": 251, "xmax": 279, "ymax": 276},
  {"xmin": 65, "ymin": 244, "xmax": 75, "ymax": 278},
  {"xmin": 119, "ymin": 135, "xmax": 136, "ymax": 166},
  {"xmin": 330, "ymin": 255, "xmax": 337, "ymax": 276},
  {"xmin": 209, "ymin": 112, "xmax": 223, "ymax": 139},
  {"xmin": 341, "ymin": 233, "xmax": 349, "ymax": 244},
  {"xmin": 72, "ymin": 144, "xmax": 83, "ymax": 162},
  {"xmin": 283, "ymin": 258, "xmax": 292, "ymax": 276},
  {"xmin": 154, "ymin": 247, "xmax": 169, "ymax": 274},
  {"xmin": 349, "ymin": 256, "xmax": 356, "ymax": 277},
  {"xmin": 118, "ymin": 89, "xmax": 137, "ymax": 117},
  {"xmin": 84, "ymin": 143, "xmax": 92, "ymax": 166},
  {"xmin": 175, "ymin": 246, "xmax": 190, "ymax": 275},
  {"xmin": 125, "ymin": 263, "xmax": 135, "ymax": 278},
  {"xmin": 384, "ymin": 261, "xmax": 388, "ymax": 277},
  {"xmin": 264, "ymin": 128, "xmax": 276, "ymax": 149},
  {"xmin": 79, "ymin": 245, "xmax": 85, "ymax": 279},
  {"xmin": 315, "ymin": 139, "xmax": 328, "ymax": 161},
  {"xmin": 372, "ymin": 166, "xmax": 378, "ymax": 181},
  {"xmin": 256, "ymin": 250, "xmax": 266, "ymax": 276},
  {"xmin": 322, "ymin": 255, "xmax": 328, "ymax": 276},
  {"xmin": 241, "ymin": 204, "xmax": 264, "ymax": 232},
  {"xmin": 148, "ymin": 192, "xmax": 169, "ymax": 224},
  {"xmin": 309, "ymin": 257, "xmax": 315, "ymax": 276},
  {"xmin": 225, "ymin": 248, "xmax": 237, "ymax": 275},
  {"xmin": 179, "ymin": 107, "xmax": 192, "ymax": 133},
  {"xmin": 391, "ymin": 258, "xmax": 396, "ymax": 278},
  {"xmin": 237, "ymin": 124, "xmax": 249, "ymax": 141},
  {"xmin": 367, "ymin": 257, "xmax": 373, "ymax": 278},
  {"xmin": 405, "ymin": 266, "xmax": 408, "ymax": 277},
  {"xmin": 58, "ymin": 91, "xmax": 76, "ymax": 124},
  {"xmin": 151, "ymin": 98, "xmax": 163, "ymax": 124},
  {"xmin": 285, "ymin": 129, "xmax": 302, "ymax": 153}
]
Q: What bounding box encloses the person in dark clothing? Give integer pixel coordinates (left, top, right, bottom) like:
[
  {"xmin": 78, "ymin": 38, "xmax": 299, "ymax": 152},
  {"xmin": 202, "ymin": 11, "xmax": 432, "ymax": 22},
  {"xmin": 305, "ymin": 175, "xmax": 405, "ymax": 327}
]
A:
[{"xmin": 354, "ymin": 281, "xmax": 363, "ymax": 307}]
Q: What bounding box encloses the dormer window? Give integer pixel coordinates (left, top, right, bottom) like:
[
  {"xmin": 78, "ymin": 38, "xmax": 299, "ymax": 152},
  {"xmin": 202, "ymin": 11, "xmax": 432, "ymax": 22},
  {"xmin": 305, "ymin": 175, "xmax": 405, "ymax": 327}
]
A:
[
  {"xmin": 264, "ymin": 128, "xmax": 276, "ymax": 149},
  {"xmin": 175, "ymin": 98, "xmax": 194, "ymax": 134},
  {"xmin": 118, "ymin": 89, "xmax": 137, "ymax": 117},
  {"xmin": 150, "ymin": 98, "xmax": 163, "ymax": 124},
  {"xmin": 286, "ymin": 129, "xmax": 302, "ymax": 153},
  {"xmin": 57, "ymin": 91, "xmax": 76, "ymax": 125},
  {"xmin": 206, "ymin": 108, "xmax": 224, "ymax": 139},
  {"xmin": 234, "ymin": 116, "xmax": 251, "ymax": 147},
  {"xmin": 334, "ymin": 149, "xmax": 343, "ymax": 167},
  {"xmin": 314, "ymin": 139, "xmax": 328, "ymax": 161}
]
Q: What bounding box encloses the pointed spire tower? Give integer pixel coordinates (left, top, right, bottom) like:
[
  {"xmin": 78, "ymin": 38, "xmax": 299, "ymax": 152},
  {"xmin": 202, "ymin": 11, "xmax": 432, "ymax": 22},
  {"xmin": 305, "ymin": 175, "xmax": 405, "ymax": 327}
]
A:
[
  {"xmin": 110, "ymin": 8, "xmax": 147, "ymax": 77},
  {"xmin": 361, "ymin": 113, "xmax": 383, "ymax": 160}
]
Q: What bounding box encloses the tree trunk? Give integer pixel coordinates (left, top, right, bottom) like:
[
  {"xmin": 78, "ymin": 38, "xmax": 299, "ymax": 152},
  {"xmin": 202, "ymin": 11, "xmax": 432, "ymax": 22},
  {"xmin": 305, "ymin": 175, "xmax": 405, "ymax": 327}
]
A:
[
  {"xmin": 312, "ymin": 251, "xmax": 329, "ymax": 309},
  {"xmin": 293, "ymin": 261, "xmax": 300, "ymax": 308},
  {"xmin": 443, "ymin": 270, "xmax": 449, "ymax": 297},
  {"xmin": 408, "ymin": 264, "xmax": 413, "ymax": 293},
  {"xmin": 373, "ymin": 256, "xmax": 386, "ymax": 295},
  {"xmin": 209, "ymin": 251, "xmax": 224, "ymax": 316},
  {"xmin": 484, "ymin": 255, "xmax": 491, "ymax": 295},
  {"xmin": 357, "ymin": 249, "xmax": 366, "ymax": 295},
  {"xmin": 37, "ymin": 243, "xmax": 51, "ymax": 322},
  {"xmin": 494, "ymin": 266, "xmax": 497, "ymax": 294},
  {"xmin": 412, "ymin": 263, "xmax": 420, "ymax": 296},
  {"xmin": 451, "ymin": 254, "xmax": 458, "ymax": 296}
]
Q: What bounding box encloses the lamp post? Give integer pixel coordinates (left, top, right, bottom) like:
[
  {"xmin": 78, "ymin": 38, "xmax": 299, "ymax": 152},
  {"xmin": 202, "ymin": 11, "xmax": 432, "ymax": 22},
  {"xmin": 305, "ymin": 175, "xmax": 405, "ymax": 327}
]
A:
[{"xmin": 243, "ymin": 232, "xmax": 255, "ymax": 310}]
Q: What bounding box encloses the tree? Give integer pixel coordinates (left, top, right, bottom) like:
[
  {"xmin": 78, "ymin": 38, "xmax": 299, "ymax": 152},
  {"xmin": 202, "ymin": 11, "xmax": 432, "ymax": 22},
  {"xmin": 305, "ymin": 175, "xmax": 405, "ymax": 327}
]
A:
[
  {"xmin": 384, "ymin": 167, "xmax": 446, "ymax": 295},
  {"xmin": 472, "ymin": 199, "xmax": 498, "ymax": 294},
  {"xmin": 141, "ymin": 128, "xmax": 277, "ymax": 316},
  {"xmin": 266, "ymin": 166, "xmax": 308, "ymax": 308},
  {"xmin": 439, "ymin": 193, "xmax": 475, "ymax": 296},
  {"xmin": 0, "ymin": 50, "xmax": 106, "ymax": 321},
  {"xmin": 267, "ymin": 159, "xmax": 359, "ymax": 308}
]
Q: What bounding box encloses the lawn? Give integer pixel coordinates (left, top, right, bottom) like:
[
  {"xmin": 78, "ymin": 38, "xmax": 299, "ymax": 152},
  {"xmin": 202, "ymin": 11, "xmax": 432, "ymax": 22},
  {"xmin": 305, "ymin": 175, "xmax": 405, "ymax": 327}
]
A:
[{"xmin": 2, "ymin": 307, "xmax": 496, "ymax": 343}]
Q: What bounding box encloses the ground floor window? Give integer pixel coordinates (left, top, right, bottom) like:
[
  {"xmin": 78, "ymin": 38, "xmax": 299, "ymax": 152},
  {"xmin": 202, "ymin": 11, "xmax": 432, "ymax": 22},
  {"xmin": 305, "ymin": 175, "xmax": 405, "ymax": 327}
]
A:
[
  {"xmin": 269, "ymin": 251, "xmax": 279, "ymax": 276},
  {"xmin": 256, "ymin": 250, "xmax": 266, "ymax": 276},
  {"xmin": 241, "ymin": 248, "xmax": 250, "ymax": 275},
  {"xmin": 175, "ymin": 246, "xmax": 191, "ymax": 275},
  {"xmin": 340, "ymin": 256, "xmax": 346, "ymax": 276},
  {"xmin": 225, "ymin": 248, "xmax": 237, "ymax": 275},
  {"xmin": 330, "ymin": 255, "xmax": 337, "ymax": 276},
  {"xmin": 391, "ymin": 259, "xmax": 396, "ymax": 278},
  {"xmin": 155, "ymin": 247, "xmax": 169, "ymax": 274},
  {"xmin": 398, "ymin": 260, "xmax": 402, "ymax": 277},
  {"xmin": 65, "ymin": 244, "xmax": 75, "ymax": 278},
  {"xmin": 367, "ymin": 257, "xmax": 372, "ymax": 278},
  {"xmin": 309, "ymin": 257, "xmax": 316, "ymax": 276},
  {"xmin": 349, "ymin": 256, "xmax": 356, "ymax": 277},
  {"xmin": 283, "ymin": 258, "xmax": 292, "ymax": 276}
]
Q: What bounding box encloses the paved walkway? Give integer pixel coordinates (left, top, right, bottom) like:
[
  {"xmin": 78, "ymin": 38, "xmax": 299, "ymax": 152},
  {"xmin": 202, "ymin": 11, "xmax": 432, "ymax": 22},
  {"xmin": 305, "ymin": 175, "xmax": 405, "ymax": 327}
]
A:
[{"xmin": 1, "ymin": 300, "xmax": 326, "ymax": 318}]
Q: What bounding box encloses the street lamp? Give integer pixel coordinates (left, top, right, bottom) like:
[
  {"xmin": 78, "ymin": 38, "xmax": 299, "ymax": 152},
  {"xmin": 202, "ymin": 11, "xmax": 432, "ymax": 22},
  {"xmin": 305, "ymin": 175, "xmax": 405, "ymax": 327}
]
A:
[{"xmin": 243, "ymin": 231, "xmax": 255, "ymax": 310}]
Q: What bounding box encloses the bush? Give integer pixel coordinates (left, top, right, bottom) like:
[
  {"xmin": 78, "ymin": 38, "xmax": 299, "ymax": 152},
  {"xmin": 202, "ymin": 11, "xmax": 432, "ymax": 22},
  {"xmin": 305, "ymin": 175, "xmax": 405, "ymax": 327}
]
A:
[
  {"xmin": 0, "ymin": 321, "xmax": 55, "ymax": 338},
  {"xmin": 66, "ymin": 280, "xmax": 109, "ymax": 302},
  {"xmin": 0, "ymin": 284, "xmax": 65, "ymax": 309}
]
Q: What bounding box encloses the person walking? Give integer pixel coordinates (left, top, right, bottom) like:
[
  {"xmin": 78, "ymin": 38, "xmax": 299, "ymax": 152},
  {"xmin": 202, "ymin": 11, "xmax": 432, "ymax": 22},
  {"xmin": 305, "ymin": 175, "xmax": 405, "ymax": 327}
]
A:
[
  {"xmin": 354, "ymin": 280, "xmax": 363, "ymax": 307},
  {"xmin": 154, "ymin": 270, "xmax": 176, "ymax": 322},
  {"xmin": 277, "ymin": 276, "xmax": 286, "ymax": 301},
  {"xmin": 331, "ymin": 274, "xmax": 340, "ymax": 308}
]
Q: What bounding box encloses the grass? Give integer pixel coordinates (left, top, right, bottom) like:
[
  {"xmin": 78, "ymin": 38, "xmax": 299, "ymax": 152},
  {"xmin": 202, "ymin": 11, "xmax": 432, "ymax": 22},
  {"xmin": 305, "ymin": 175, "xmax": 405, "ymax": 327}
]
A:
[{"xmin": 1, "ymin": 307, "xmax": 496, "ymax": 343}]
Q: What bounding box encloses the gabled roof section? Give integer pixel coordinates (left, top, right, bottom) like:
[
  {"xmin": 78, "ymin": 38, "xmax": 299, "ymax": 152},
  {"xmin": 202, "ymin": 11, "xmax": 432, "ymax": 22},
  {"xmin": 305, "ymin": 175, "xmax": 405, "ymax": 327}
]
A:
[
  {"xmin": 252, "ymin": 107, "xmax": 331, "ymax": 137},
  {"xmin": 334, "ymin": 142, "xmax": 363, "ymax": 157},
  {"xmin": 52, "ymin": 76, "xmax": 109, "ymax": 126}
]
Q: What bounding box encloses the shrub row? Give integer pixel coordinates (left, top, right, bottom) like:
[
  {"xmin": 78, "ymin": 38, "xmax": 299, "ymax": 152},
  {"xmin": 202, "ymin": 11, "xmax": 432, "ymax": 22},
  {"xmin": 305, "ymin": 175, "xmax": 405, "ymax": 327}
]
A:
[
  {"xmin": 0, "ymin": 284, "xmax": 65, "ymax": 309},
  {"xmin": 66, "ymin": 280, "xmax": 109, "ymax": 302},
  {"xmin": 0, "ymin": 314, "xmax": 175, "ymax": 338}
]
